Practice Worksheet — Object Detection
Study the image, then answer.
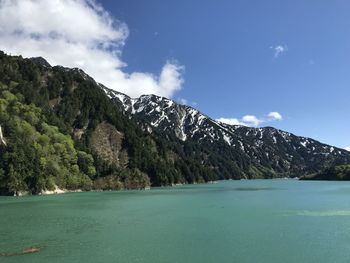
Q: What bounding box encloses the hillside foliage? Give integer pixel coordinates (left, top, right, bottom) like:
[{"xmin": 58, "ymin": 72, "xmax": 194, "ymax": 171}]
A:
[
  {"xmin": 301, "ymin": 165, "xmax": 350, "ymax": 180},
  {"xmin": 0, "ymin": 51, "xmax": 215, "ymax": 195}
]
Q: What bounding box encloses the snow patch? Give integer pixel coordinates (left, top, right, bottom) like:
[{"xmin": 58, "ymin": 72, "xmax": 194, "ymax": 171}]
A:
[{"xmin": 223, "ymin": 133, "xmax": 232, "ymax": 146}]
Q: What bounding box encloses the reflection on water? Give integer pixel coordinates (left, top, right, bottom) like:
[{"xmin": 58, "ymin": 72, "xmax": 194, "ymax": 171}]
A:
[{"xmin": 288, "ymin": 210, "xmax": 350, "ymax": 217}]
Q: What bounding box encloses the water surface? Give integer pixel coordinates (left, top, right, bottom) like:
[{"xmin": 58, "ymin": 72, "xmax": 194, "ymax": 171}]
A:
[{"xmin": 1, "ymin": 180, "xmax": 350, "ymax": 263}]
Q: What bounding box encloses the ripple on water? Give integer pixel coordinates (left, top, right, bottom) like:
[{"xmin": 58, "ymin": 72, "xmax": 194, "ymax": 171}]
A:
[{"xmin": 291, "ymin": 210, "xmax": 350, "ymax": 217}]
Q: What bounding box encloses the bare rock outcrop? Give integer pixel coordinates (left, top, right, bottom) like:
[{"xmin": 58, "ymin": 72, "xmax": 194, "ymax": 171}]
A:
[
  {"xmin": 90, "ymin": 122, "xmax": 128, "ymax": 168},
  {"xmin": 0, "ymin": 125, "xmax": 6, "ymax": 146}
]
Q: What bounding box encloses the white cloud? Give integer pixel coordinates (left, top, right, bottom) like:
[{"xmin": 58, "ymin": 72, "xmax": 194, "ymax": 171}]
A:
[
  {"xmin": 241, "ymin": 115, "xmax": 263, "ymax": 127},
  {"xmin": 345, "ymin": 147, "xmax": 350, "ymax": 152},
  {"xmin": 177, "ymin": 97, "xmax": 197, "ymax": 107},
  {"xmin": 270, "ymin": 45, "xmax": 288, "ymax": 58},
  {"xmin": 268, "ymin": 111, "xmax": 283, "ymax": 121},
  {"xmin": 0, "ymin": 0, "xmax": 184, "ymax": 98},
  {"xmin": 216, "ymin": 118, "xmax": 244, "ymax": 126},
  {"xmin": 178, "ymin": 98, "xmax": 188, "ymax": 105},
  {"xmin": 217, "ymin": 112, "xmax": 283, "ymax": 127}
]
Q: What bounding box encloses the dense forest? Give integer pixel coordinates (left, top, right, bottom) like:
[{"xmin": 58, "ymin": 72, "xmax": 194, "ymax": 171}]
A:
[
  {"xmin": 0, "ymin": 89, "xmax": 94, "ymax": 193},
  {"xmin": 301, "ymin": 165, "xmax": 350, "ymax": 180},
  {"xmin": 0, "ymin": 51, "xmax": 218, "ymax": 195}
]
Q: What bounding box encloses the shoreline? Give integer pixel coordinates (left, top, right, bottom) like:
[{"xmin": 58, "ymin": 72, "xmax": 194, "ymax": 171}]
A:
[
  {"xmin": 6, "ymin": 178, "xmax": 309, "ymax": 197},
  {"xmin": 10, "ymin": 180, "xmax": 219, "ymax": 197}
]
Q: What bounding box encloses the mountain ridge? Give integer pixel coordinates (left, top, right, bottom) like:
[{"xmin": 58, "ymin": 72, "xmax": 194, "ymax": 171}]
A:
[
  {"xmin": 29, "ymin": 54, "xmax": 350, "ymax": 179},
  {"xmin": 102, "ymin": 86, "xmax": 350, "ymax": 178},
  {"xmin": 0, "ymin": 51, "xmax": 349, "ymax": 195},
  {"xmin": 1, "ymin": 51, "xmax": 213, "ymax": 194}
]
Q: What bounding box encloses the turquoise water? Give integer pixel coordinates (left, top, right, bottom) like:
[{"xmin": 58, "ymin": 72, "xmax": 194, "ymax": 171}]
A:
[{"xmin": 1, "ymin": 180, "xmax": 350, "ymax": 262}]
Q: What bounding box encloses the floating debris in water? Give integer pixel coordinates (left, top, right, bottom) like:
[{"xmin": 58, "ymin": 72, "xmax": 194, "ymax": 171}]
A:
[{"xmin": 0, "ymin": 246, "xmax": 41, "ymax": 257}]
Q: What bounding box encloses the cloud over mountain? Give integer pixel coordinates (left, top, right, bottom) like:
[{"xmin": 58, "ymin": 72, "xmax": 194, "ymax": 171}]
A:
[
  {"xmin": 217, "ymin": 112, "xmax": 283, "ymax": 127},
  {"xmin": 0, "ymin": 0, "xmax": 184, "ymax": 98}
]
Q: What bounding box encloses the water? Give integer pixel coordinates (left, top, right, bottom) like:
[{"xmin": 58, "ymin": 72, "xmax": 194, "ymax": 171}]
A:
[{"xmin": 1, "ymin": 179, "xmax": 350, "ymax": 263}]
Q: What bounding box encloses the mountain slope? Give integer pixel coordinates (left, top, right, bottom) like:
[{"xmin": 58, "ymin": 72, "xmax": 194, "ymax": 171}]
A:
[
  {"xmin": 0, "ymin": 51, "xmax": 213, "ymax": 194},
  {"xmin": 103, "ymin": 87, "xmax": 350, "ymax": 178}
]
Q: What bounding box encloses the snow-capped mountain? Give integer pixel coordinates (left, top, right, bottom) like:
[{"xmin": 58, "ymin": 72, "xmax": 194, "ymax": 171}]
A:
[{"xmin": 103, "ymin": 86, "xmax": 350, "ymax": 178}]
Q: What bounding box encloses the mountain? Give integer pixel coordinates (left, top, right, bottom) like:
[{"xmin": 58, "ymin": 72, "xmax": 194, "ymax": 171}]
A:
[
  {"xmin": 0, "ymin": 51, "xmax": 210, "ymax": 195},
  {"xmin": 0, "ymin": 51, "xmax": 349, "ymax": 195},
  {"xmin": 103, "ymin": 87, "xmax": 350, "ymax": 178}
]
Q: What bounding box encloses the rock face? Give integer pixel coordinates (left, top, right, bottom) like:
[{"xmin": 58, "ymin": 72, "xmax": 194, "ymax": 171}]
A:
[
  {"xmin": 103, "ymin": 86, "xmax": 350, "ymax": 178},
  {"xmin": 90, "ymin": 122, "xmax": 128, "ymax": 168}
]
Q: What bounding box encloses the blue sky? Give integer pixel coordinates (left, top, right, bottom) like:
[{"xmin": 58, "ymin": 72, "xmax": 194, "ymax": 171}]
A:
[
  {"xmin": 0, "ymin": 0, "xmax": 348, "ymax": 149},
  {"xmin": 100, "ymin": 0, "xmax": 350, "ymax": 149}
]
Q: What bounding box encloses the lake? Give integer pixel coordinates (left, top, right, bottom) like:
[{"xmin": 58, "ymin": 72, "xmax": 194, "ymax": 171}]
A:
[{"xmin": 1, "ymin": 179, "xmax": 350, "ymax": 263}]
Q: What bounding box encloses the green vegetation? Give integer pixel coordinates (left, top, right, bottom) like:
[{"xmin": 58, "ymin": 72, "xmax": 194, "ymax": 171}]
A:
[
  {"xmin": 0, "ymin": 51, "xmax": 215, "ymax": 195},
  {"xmin": 301, "ymin": 165, "xmax": 350, "ymax": 180},
  {"xmin": 0, "ymin": 88, "xmax": 94, "ymax": 194}
]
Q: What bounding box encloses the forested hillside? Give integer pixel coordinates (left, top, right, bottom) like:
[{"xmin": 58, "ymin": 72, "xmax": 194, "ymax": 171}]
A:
[
  {"xmin": 0, "ymin": 51, "xmax": 211, "ymax": 195},
  {"xmin": 301, "ymin": 164, "xmax": 350, "ymax": 180}
]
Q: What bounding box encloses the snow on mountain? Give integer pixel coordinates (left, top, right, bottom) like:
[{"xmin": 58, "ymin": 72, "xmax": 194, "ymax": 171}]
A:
[{"xmin": 101, "ymin": 86, "xmax": 350, "ymax": 176}]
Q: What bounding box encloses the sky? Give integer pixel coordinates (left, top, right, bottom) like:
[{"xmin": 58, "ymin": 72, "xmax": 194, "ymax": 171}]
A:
[{"xmin": 0, "ymin": 0, "xmax": 349, "ymax": 150}]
